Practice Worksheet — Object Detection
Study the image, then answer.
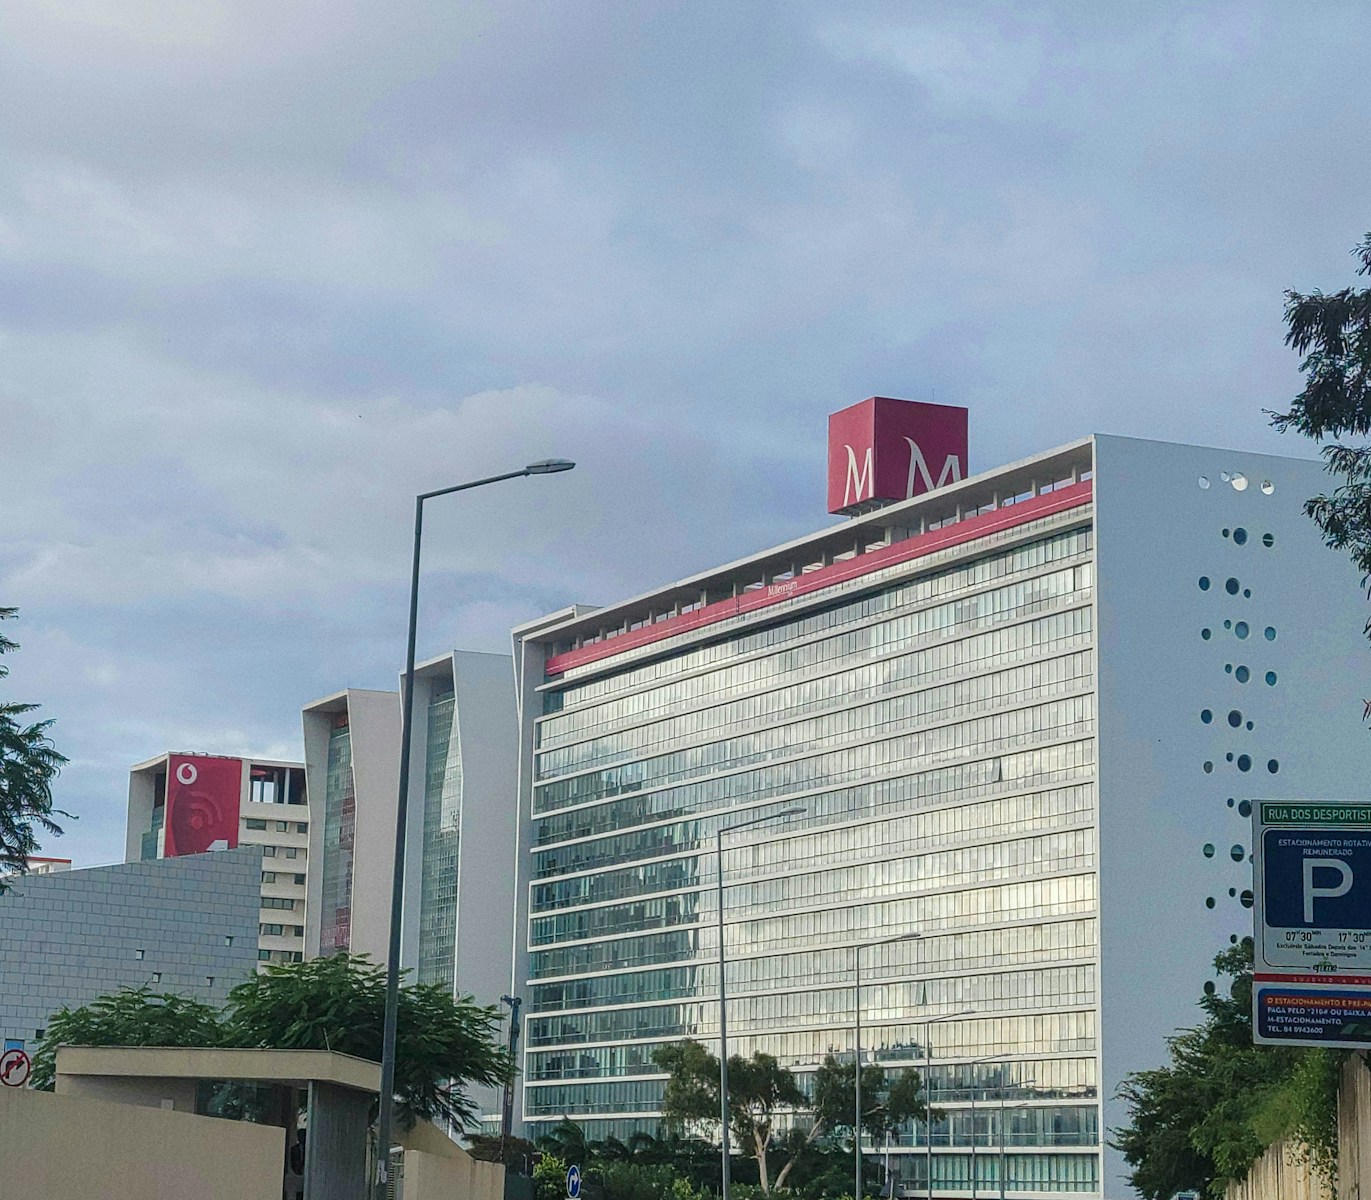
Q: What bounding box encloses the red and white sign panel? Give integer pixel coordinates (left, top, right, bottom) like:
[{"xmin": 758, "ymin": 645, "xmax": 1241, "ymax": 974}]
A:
[
  {"xmin": 0, "ymin": 1049, "xmax": 31, "ymax": 1087},
  {"xmin": 827, "ymin": 396, "xmax": 969, "ymax": 515},
  {"xmin": 164, "ymin": 754, "xmax": 243, "ymax": 857}
]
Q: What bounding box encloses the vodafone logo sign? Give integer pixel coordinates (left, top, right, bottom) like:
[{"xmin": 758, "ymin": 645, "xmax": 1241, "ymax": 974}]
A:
[{"xmin": 176, "ymin": 762, "xmax": 199, "ymax": 786}]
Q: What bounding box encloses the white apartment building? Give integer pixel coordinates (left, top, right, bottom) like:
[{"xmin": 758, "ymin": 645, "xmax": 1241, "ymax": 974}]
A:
[{"xmin": 127, "ymin": 752, "xmax": 311, "ymax": 967}]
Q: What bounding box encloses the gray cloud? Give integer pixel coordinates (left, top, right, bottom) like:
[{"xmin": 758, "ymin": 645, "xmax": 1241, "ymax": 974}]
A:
[{"xmin": 2, "ymin": 0, "xmax": 1369, "ymax": 864}]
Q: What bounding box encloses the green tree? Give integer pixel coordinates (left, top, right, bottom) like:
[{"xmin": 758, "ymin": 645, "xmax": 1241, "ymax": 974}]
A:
[
  {"xmin": 223, "ymin": 952, "xmax": 509, "ymax": 1129},
  {"xmin": 0, "ymin": 607, "xmax": 68, "ymax": 886},
  {"xmin": 792, "ymin": 1054, "xmax": 931, "ymax": 1193},
  {"xmin": 30, "ymin": 986, "xmax": 222, "ymax": 1090},
  {"xmin": 1271, "ymin": 233, "xmax": 1371, "ymax": 634},
  {"xmin": 655, "ymin": 1039, "xmax": 805, "ymax": 1194},
  {"xmin": 533, "ymin": 1152, "xmax": 569, "ymax": 1200},
  {"xmin": 1115, "ymin": 939, "xmax": 1342, "ymax": 1199},
  {"xmin": 31, "ymin": 955, "xmax": 509, "ymax": 1132}
]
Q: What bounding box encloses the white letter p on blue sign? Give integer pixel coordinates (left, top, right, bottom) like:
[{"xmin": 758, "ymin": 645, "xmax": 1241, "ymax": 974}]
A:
[{"xmin": 1304, "ymin": 856, "xmax": 1354, "ymax": 922}]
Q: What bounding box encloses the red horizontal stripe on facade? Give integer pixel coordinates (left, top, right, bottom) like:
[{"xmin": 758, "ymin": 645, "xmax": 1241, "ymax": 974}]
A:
[{"xmin": 544, "ymin": 479, "xmax": 1094, "ymax": 677}]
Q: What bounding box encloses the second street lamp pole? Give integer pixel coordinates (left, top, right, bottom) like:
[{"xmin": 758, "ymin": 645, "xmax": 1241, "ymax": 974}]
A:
[
  {"xmin": 373, "ymin": 459, "xmax": 574, "ymax": 1200},
  {"xmin": 920, "ymin": 1009, "xmax": 975, "ymax": 1200},
  {"xmin": 715, "ymin": 805, "xmax": 804, "ymax": 1200},
  {"xmin": 853, "ymin": 932, "xmax": 921, "ymax": 1200}
]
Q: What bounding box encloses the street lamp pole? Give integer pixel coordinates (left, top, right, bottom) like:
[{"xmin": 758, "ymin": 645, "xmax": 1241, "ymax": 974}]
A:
[
  {"xmin": 853, "ymin": 933, "xmax": 921, "ymax": 1200},
  {"xmin": 996, "ymin": 1079, "xmax": 1036, "ymax": 1200},
  {"xmin": 920, "ymin": 1010, "xmax": 975, "ymax": 1200},
  {"xmin": 960, "ymin": 1055, "xmax": 1003, "ymax": 1200},
  {"xmin": 715, "ymin": 805, "xmax": 804, "ymax": 1200},
  {"xmin": 373, "ymin": 459, "xmax": 574, "ymax": 1200}
]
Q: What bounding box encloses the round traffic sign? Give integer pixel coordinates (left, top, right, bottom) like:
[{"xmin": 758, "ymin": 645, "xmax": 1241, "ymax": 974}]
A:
[
  {"xmin": 0, "ymin": 1049, "xmax": 31, "ymax": 1088},
  {"xmin": 566, "ymin": 1164, "xmax": 582, "ymax": 1199}
]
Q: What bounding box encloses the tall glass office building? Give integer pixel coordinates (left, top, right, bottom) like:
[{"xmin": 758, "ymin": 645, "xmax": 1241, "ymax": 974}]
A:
[{"xmin": 512, "ymin": 414, "xmax": 1371, "ymax": 1198}]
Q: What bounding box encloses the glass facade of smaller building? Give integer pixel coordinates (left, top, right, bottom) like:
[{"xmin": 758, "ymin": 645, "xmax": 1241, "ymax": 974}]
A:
[
  {"xmin": 319, "ymin": 718, "xmax": 355, "ymax": 955},
  {"xmin": 418, "ymin": 683, "xmax": 463, "ymax": 987}
]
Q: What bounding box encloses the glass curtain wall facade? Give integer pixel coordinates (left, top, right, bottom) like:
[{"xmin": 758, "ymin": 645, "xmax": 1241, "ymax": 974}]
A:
[
  {"xmin": 319, "ymin": 717, "xmax": 355, "ymax": 955},
  {"xmin": 523, "ymin": 516, "xmax": 1100, "ymax": 1193},
  {"xmin": 418, "ymin": 683, "xmax": 463, "ymax": 986}
]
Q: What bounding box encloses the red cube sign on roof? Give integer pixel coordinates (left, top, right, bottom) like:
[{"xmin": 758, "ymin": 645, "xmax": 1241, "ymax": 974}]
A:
[{"xmin": 826, "ymin": 396, "xmax": 969, "ymax": 516}]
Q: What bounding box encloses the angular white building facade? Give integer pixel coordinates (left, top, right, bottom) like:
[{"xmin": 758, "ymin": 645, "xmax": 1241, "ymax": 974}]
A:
[{"xmin": 509, "ymin": 432, "xmax": 1369, "ymax": 1198}]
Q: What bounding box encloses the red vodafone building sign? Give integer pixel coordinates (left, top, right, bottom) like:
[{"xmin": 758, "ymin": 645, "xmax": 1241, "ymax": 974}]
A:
[
  {"xmin": 164, "ymin": 754, "xmax": 243, "ymax": 856},
  {"xmin": 826, "ymin": 395, "xmax": 969, "ymax": 515}
]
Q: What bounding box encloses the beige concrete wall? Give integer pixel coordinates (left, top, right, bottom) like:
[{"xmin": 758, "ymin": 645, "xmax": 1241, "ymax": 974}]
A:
[
  {"xmin": 1225, "ymin": 1140, "xmax": 1331, "ymax": 1200},
  {"xmin": 1340, "ymin": 1053, "xmax": 1371, "ymax": 1200},
  {"xmin": 401, "ymin": 1146, "xmax": 504, "ymax": 1200},
  {"xmin": 0, "ymin": 1085, "xmax": 283, "ymax": 1200}
]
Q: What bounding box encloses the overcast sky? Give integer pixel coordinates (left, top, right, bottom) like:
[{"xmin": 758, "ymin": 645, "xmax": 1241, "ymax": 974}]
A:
[{"xmin": 2, "ymin": 1, "xmax": 1368, "ymax": 866}]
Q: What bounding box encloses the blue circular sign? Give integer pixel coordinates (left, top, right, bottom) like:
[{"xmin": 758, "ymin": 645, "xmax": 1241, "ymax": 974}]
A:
[{"xmin": 566, "ymin": 1165, "xmax": 582, "ymax": 1199}]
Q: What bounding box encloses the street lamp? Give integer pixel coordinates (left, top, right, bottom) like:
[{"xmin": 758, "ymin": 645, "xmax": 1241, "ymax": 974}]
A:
[
  {"xmin": 960, "ymin": 1054, "xmax": 1007, "ymax": 1200},
  {"xmin": 920, "ymin": 1009, "xmax": 976, "ymax": 1200},
  {"xmin": 373, "ymin": 459, "xmax": 575, "ymax": 1199},
  {"xmin": 853, "ymin": 932, "xmax": 921, "ymax": 1200},
  {"xmin": 996, "ymin": 1077, "xmax": 1036, "ymax": 1200},
  {"xmin": 715, "ymin": 804, "xmax": 805, "ymax": 1200}
]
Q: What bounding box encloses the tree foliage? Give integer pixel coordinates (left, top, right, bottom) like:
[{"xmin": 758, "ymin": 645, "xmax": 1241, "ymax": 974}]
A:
[
  {"xmin": 31, "ymin": 954, "xmax": 510, "ymax": 1130},
  {"xmin": 788, "ymin": 1054, "xmax": 930, "ymax": 1192},
  {"xmin": 655, "ymin": 1039, "xmax": 807, "ymax": 1193},
  {"xmin": 30, "ymin": 986, "xmax": 222, "ymax": 1091},
  {"xmin": 1115, "ymin": 939, "xmax": 1343, "ymax": 1199},
  {"xmin": 1271, "ymin": 233, "xmax": 1371, "ymax": 633},
  {"xmin": 0, "ymin": 607, "xmax": 68, "ymax": 886},
  {"xmin": 223, "ymin": 952, "xmax": 509, "ymax": 1128}
]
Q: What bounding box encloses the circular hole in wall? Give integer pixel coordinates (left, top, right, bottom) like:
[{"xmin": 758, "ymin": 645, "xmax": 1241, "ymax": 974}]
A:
[
  {"xmin": 1240, "ymin": 890, "xmax": 1254, "ymax": 908},
  {"xmin": 1226, "ymin": 577, "xmax": 1240, "ymax": 595},
  {"xmin": 1246, "ymin": 721, "xmax": 1254, "ymax": 731},
  {"xmin": 1264, "ymin": 627, "xmax": 1276, "ymax": 641},
  {"xmin": 1203, "ymin": 761, "xmax": 1214, "ymax": 774},
  {"xmin": 1201, "ymin": 709, "xmax": 1213, "ymax": 723},
  {"xmin": 1205, "ymin": 896, "xmax": 1216, "ymax": 909},
  {"xmin": 1225, "ymin": 753, "xmax": 1234, "ymax": 763},
  {"xmin": 1199, "ymin": 576, "xmax": 1212, "ymax": 591},
  {"xmin": 1232, "ymin": 473, "xmax": 1249, "ymax": 491},
  {"xmin": 1231, "ymin": 845, "xmax": 1245, "ymax": 861},
  {"xmin": 1203, "ymin": 843, "xmax": 1215, "ymax": 858},
  {"xmin": 1265, "ymin": 671, "xmax": 1278, "ymax": 686},
  {"xmin": 1239, "ymin": 800, "xmax": 1252, "ymax": 817},
  {"xmin": 1263, "ymin": 533, "xmax": 1275, "ymax": 547},
  {"xmin": 1225, "ymin": 664, "xmax": 1234, "ymax": 674},
  {"xmin": 1237, "ymin": 754, "xmax": 1252, "ymax": 772},
  {"xmin": 1202, "ymin": 628, "xmax": 1212, "ymax": 640},
  {"xmin": 1235, "ymin": 621, "xmax": 1249, "ymax": 639},
  {"xmin": 1227, "ymin": 798, "xmax": 1235, "ymax": 808},
  {"xmin": 1268, "ymin": 759, "xmax": 1280, "ymax": 774},
  {"xmin": 1261, "ymin": 480, "xmax": 1275, "ymax": 495},
  {"xmin": 1224, "ymin": 620, "xmax": 1232, "ymax": 630},
  {"xmin": 1230, "ymin": 934, "xmax": 1239, "ymax": 943},
  {"xmin": 1243, "ymin": 588, "xmax": 1252, "ymax": 598},
  {"xmin": 1221, "ymin": 472, "xmax": 1231, "ymax": 483},
  {"xmin": 1229, "ymin": 888, "xmax": 1237, "ymax": 897},
  {"xmin": 1236, "ymin": 666, "xmax": 1251, "ymax": 683},
  {"xmin": 1234, "ymin": 528, "xmax": 1248, "ymax": 545},
  {"xmin": 1199, "ymin": 476, "xmax": 1210, "ymax": 488},
  {"xmin": 1222, "ymin": 528, "xmax": 1231, "ymax": 539},
  {"xmin": 1227, "ymin": 710, "xmax": 1242, "ymax": 727},
  {"xmin": 1204, "ymin": 981, "xmax": 1216, "ymax": 995}
]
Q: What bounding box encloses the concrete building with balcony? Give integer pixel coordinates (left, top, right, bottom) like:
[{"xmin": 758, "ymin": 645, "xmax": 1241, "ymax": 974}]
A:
[{"xmin": 128, "ymin": 752, "xmax": 311, "ymax": 966}]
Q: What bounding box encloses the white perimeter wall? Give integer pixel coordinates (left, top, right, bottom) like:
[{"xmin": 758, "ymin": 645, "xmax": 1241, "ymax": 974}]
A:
[{"xmin": 1094, "ymin": 434, "xmax": 1371, "ymax": 1197}]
